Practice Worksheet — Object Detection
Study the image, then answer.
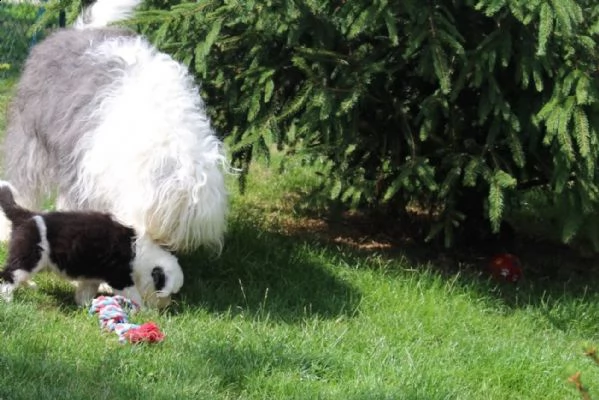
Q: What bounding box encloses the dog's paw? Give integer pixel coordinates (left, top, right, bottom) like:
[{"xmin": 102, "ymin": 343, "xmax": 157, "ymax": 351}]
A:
[
  {"xmin": 98, "ymin": 282, "xmax": 114, "ymax": 294},
  {"xmin": 25, "ymin": 280, "xmax": 38, "ymax": 290},
  {"xmin": 74, "ymin": 281, "xmax": 100, "ymax": 306},
  {"xmin": 0, "ymin": 283, "xmax": 14, "ymax": 302},
  {"xmin": 0, "ymin": 213, "xmax": 12, "ymax": 243}
]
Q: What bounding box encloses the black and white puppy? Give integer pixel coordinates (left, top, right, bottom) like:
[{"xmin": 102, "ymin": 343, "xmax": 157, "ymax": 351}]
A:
[{"xmin": 0, "ymin": 181, "xmax": 183, "ymax": 307}]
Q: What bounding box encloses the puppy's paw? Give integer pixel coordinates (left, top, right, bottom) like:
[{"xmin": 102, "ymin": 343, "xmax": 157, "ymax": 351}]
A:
[
  {"xmin": 98, "ymin": 282, "xmax": 114, "ymax": 294},
  {"xmin": 0, "ymin": 213, "xmax": 12, "ymax": 243},
  {"xmin": 0, "ymin": 283, "xmax": 14, "ymax": 302},
  {"xmin": 25, "ymin": 280, "xmax": 38, "ymax": 290},
  {"xmin": 74, "ymin": 281, "xmax": 100, "ymax": 307}
]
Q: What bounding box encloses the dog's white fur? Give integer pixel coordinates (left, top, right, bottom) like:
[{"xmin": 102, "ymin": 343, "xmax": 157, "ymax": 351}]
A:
[
  {"xmin": 71, "ymin": 34, "xmax": 228, "ymax": 252},
  {"xmin": 1, "ymin": 0, "xmax": 228, "ymax": 254}
]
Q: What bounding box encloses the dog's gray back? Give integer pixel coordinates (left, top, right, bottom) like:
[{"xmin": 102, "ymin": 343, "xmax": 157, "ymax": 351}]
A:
[
  {"xmin": 3, "ymin": 28, "xmax": 135, "ymax": 199},
  {"xmin": 10, "ymin": 28, "xmax": 135, "ymax": 155}
]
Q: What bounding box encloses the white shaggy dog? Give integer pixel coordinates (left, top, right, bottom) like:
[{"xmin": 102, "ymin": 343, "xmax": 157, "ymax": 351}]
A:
[
  {"xmin": 1, "ymin": 0, "xmax": 228, "ymax": 254},
  {"xmin": 0, "ymin": 181, "xmax": 183, "ymax": 308}
]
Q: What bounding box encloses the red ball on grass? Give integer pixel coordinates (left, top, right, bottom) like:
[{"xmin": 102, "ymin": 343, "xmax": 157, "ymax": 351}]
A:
[{"xmin": 488, "ymin": 253, "xmax": 522, "ymax": 282}]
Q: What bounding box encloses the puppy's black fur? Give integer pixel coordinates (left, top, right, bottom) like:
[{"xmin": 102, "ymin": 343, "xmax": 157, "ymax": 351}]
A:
[{"xmin": 0, "ymin": 183, "xmax": 137, "ymax": 296}]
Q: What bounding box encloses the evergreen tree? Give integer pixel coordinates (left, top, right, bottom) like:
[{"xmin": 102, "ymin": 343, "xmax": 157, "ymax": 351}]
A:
[
  {"xmin": 0, "ymin": 2, "xmax": 39, "ymax": 72},
  {"xmin": 34, "ymin": 0, "xmax": 599, "ymax": 249}
]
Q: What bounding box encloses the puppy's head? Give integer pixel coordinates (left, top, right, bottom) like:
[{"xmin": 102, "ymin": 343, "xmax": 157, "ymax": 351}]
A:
[{"xmin": 132, "ymin": 235, "xmax": 184, "ymax": 308}]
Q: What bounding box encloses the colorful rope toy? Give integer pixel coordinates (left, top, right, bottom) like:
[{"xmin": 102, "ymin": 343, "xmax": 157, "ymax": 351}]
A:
[{"xmin": 89, "ymin": 295, "xmax": 165, "ymax": 344}]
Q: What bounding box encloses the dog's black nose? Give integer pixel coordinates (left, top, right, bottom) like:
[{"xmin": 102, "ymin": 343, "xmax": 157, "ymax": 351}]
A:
[{"xmin": 151, "ymin": 266, "xmax": 166, "ymax": 291}]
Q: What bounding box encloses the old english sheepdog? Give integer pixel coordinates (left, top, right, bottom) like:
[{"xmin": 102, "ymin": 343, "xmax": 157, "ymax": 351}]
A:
[
  {"xmin": 0, "ymin": 181, "xmax": 183, "ymax": 307},
  {"xmin": 1, "ymin": 0, "xmax": 228, "ymax": 254}
]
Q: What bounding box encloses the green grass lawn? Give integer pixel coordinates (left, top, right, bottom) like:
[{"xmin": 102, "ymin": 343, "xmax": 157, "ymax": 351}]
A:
[{"xmin": 1, "ymin": 63, "xmax": 599, "ymax": 400}]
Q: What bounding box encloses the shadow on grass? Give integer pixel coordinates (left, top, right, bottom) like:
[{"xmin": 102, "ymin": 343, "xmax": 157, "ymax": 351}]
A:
[
  {"xmin": 0, "ymin": 352, "xmax": 156, "ymax": 400},
  {"xmin": 171, "ymin": 196, "xmax": 599, "ymax": 336},
  {"xmin": 192, "ymin": 339, "xmax": 460, "ymax": 400},
  {"xmin": 219, "ymin": 199, "xmax": 599, "ymax": 333},
  {"xmin": 282, "ymin": 193, "xmax": 599, "ymax": 293},
  {"xmin": 175, "ymin": 218, "xmax": 361, "ymax": 322},
  {"xmin": 201, "ymin": 339, "xmax": 343, "ymax": 393},
  {"xmin": 337, "ymin": 232, "xmax": 599, "ymax": 335}
]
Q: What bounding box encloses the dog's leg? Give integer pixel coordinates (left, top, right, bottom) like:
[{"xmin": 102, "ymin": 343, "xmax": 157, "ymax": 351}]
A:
[
  {"xmin": 74, "ymin": 280, "xmax": 100, "ymax": 306},
  {"xmin": 0, "ymin": 212, "xmax": 12, "ymax": 243},
  {"xmin": 0, "ymin": 222, "xmax": 45, "ymax": 302},
  {"xmin": 0, "ymin": 278, "xmax": 17, "ymax": 302},
  {"xmin": 0, "ymin": 270, "xmax": 32, "ymax": 302}
]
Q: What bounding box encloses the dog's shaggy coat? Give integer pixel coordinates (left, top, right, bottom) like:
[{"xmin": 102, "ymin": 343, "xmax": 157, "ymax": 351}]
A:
[
  {"xmin": 0, "ymin": 181, "xmax": 183, "ymax": 307},
  {"xmin": 1, "ymin": 0, "xmax": 228, "ymax": 253}
]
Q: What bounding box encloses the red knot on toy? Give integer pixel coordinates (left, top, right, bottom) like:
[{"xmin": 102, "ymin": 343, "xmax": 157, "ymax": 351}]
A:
[{"xmin": 89, "ymin": 295, "xmax": 165, "ymax": 344}]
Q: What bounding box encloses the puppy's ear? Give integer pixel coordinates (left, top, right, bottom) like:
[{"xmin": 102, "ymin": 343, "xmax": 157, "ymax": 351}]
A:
[{"xmin": 151, "ymin": 266, "xmax": 166, "ymax": 291}]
